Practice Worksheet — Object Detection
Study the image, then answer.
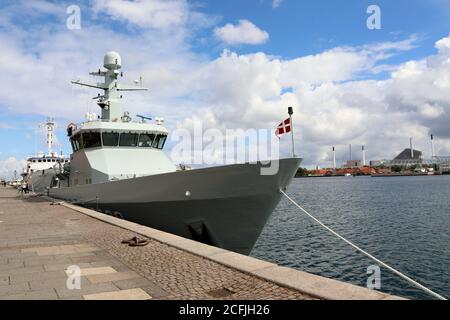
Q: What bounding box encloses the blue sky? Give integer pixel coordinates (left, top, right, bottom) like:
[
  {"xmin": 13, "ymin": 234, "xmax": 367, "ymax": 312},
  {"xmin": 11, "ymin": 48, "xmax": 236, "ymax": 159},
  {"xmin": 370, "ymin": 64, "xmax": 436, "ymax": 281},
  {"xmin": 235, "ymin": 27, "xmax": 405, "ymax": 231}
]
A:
[
  {"xmin": 196, "ymin": 0, "xmax": 450, "ymax": 58},
  {"xmin": 1, "ymin": 0, "xmax": 450, "ymax": 175}
]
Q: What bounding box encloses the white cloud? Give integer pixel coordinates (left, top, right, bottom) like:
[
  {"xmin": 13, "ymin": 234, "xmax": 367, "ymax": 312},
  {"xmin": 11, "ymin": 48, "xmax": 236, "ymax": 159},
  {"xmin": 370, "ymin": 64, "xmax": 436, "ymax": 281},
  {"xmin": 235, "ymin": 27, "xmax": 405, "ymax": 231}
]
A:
[
  {"xmin": 93, "ymin": 0, "xmax": 189, "ymax": 29},
  {"xmin": 92, "ymin": 0, "xmax": 217, "ymax": 31},
  {"xmin": 176, "ymin": 34, "xmax": 450, "ymax": 165},
  {"xmin": 272, "ymin": 0, "xmax": 283, "ymax": 8},
  {"xmin": 280, "ymin": 48, "xmax": 368, "ymax": 86},
  {"xmin": 214, "ymin": 20, "xmax": 269, "ymax": 45},
  {"xmin": 0, "ymin": 157, "xmax": 25, "ymax": 179},
  {"xmin": 1, "ymin": 1, "xmax": 450, "ymax": 168}
]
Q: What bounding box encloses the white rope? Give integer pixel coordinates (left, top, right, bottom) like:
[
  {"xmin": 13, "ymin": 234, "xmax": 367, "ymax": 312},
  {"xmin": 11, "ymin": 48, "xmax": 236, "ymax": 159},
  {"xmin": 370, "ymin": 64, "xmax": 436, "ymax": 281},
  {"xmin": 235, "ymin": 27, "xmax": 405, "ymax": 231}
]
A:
[{"xmin": 280, "ymin": 189, "xmax": 447, "ymax": 301}]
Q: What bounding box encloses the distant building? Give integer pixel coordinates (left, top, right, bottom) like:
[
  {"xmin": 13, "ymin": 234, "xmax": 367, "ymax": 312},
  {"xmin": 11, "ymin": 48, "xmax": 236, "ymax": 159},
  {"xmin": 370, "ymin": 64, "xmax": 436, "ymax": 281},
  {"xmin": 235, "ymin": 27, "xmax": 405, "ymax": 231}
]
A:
[
  {"xmin": 370, "ymin": 160, "xmax": 388, "ymax": 167},
  {"xmin": 346, "ymin": 160, "xmax": 362, "ymax": 168},
  {"xmin": 390, "ymin": 148, "xmax": 423, "ymax": 166},
  {"xmin": 393, "ymin": 149, "xmax": 422, "ymax": 161}
]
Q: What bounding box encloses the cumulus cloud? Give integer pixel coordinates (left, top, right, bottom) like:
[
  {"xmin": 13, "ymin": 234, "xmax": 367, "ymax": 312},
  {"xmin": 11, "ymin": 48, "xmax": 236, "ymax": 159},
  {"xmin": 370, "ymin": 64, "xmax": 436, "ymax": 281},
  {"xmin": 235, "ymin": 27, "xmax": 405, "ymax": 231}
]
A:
[
  {"xmin": 177, "ymin": 34, "xmax": 450, "ymax": 165},
  {"xmin": 1, "ymin": 1, "xmax": 450, "ymax": 168},
  {"xmin": 0, "ymin": 157, "xmax": 25, "ymax": 180},
  {"xmin": 214, "ymin": 20, "xmax": 269, "ymax": 45},
  {"xmin": 272, "ymin": 0, "xmax": 283, "ymax": 8},
  {"xmin": 92, "ymin": 0, "xmax": 215, "ymax": 30},
  {"xmin": 93, "ymin": 0, "xmax": 188, "ymax": 29}
]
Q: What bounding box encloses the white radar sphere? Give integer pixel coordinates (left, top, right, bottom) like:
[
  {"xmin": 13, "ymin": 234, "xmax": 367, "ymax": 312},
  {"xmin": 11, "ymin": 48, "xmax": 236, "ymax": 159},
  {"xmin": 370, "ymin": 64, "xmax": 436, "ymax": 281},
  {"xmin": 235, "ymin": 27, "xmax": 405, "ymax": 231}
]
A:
[{"xmin": 104, "ymin": 51, "xmax": 122, "ymax": 70}]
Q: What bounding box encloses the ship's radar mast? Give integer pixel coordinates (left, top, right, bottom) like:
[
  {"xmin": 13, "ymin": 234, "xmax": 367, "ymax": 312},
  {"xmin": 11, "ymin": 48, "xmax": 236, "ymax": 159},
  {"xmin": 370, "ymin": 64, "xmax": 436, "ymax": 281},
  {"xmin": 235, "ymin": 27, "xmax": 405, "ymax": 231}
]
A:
[
  {"xmin": 71, "ymin": 51, "xmax": 147, "ymax": 122},
  {"xmin": 39, "ymin": 117, "xmax": 56, "ymax": 156}
]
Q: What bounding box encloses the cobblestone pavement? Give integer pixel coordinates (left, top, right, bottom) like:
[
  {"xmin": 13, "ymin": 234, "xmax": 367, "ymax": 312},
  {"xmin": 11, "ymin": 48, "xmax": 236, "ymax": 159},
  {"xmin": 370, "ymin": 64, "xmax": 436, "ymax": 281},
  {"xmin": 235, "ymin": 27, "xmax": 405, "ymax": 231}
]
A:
[{"xmin": 0, "ymin": 187, "xmax": 315, "ymax": 300}]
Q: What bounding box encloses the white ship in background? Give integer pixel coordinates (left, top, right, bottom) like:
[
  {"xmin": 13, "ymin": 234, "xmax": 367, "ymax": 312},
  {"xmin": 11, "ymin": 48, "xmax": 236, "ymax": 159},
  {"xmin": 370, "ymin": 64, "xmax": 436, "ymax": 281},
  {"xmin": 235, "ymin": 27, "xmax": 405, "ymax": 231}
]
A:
[
  {"xmin": 42, "ymin": 52, "xmax": 301, "ymax": 255},
  {"xmin": 24, "ymin": 118, "xmax": 69, "ymax": 192}
]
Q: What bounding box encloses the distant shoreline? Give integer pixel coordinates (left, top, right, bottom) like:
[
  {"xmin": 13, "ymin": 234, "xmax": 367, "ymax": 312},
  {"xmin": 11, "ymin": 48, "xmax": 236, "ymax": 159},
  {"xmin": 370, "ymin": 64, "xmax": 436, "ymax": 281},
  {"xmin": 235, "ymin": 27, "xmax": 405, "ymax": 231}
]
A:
[{"xmin": 295, "ymin": 173, "xmax": 446, "ymax": 178}]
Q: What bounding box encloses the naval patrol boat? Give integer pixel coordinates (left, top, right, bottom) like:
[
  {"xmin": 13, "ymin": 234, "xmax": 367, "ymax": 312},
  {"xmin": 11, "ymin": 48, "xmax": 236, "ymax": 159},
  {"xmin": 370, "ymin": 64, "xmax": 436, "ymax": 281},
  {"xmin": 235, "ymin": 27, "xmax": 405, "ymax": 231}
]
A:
[
  {"xmin": 24, "ymin": 118, "xmax": 69, "ymax": 193},
  {"xmin": 49, "ymin": 52, "xmax": 301, "ymax": 255}
]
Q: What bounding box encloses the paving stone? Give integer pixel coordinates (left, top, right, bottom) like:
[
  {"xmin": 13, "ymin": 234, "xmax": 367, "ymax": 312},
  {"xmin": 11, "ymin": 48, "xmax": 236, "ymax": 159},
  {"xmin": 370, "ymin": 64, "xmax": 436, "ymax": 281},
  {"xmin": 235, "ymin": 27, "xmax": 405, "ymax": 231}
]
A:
[
  {"xmin": 0, "ymin": 265, "xmax": 45, "ymax": 277},
  {"xmin": 0, "ymin": 282, "xmax": 30, "ymax": 296},
  {"xmin": 61, "ymin": 295, "xmax": 83, "ymax": 300},
  {"xmin": 5, "ymin": 288, "xmax": 59, "ymax": 300},
  {"xmin": 141, "ymin": 284, "xmax": 170, "ymax": 299},
  {"xmin": 87, "ymin": 271, "xmax": 140, "ymax": 284},
  {"xmin": 70, "ymin": 255, "xmax": 105, "ymax": 264},
  {"xmin": 29, "ymin": 277, "xmax": 91, "ymax": 291},
  {"xmin": 0, "ymin": 251, "xmax": 36, "ymax": 258},
  {"xmin": 44, "ymin": 262, "xmax": 92, "ymax": 272},
  {"xmin": 56, "ymin": 283, "xmax": 120, "ymax": 299},
  {"xmin": 57, "ymin": 252, "xmax": 97, "ymax": 259},
  {"xmin": 10, "ymin": 270, "xmax": 66, "ymax": 284},
  {"xmin": 88, "ymin": 260, "xmax": 129, "ymax": 270},
  {"xmin": 0, "ymin": 276, "xmax": 9, "ymax": 286},
  {"xmin": 0, "ymin": 261, "xmax": 25, "ymax": 271},
  {"xmin": 0, "ymin": 187, "xmax": 323, "ymax": 301},
  {"xmin": 67, "ymin": 266, "xmax": 117, "ymax": 277},
  {"xmin": 22, "ymin": 256, "xmax": 74, "ymax": 267},
  {"xmin": 83, "ymin": 288, "xmax": 151, "ymax": 300}
]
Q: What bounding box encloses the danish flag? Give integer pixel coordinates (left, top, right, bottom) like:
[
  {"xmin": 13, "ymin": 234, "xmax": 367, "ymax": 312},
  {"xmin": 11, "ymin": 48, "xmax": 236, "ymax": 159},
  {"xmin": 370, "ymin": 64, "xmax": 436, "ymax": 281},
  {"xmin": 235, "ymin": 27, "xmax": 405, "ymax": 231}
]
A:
[{"xmin": 275, "ymin": 118, "xmax": 292, "ymax": 138}]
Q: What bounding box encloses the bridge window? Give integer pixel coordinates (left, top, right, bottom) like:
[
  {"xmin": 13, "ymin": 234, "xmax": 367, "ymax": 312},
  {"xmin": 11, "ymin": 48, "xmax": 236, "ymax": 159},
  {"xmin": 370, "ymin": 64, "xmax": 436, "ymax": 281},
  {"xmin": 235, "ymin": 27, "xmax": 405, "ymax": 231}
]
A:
[
  {"xmin": 138, "ymin": 133, "xmax": 155, "ymax": 148},
  {"xmin": 82, "ymin": 132, "xmax": 101, "ymax": 149},
  {"xmin": 152, "ymin": 135, "xmax": 167, "ymax": 150},
  {"xmin": 102, "ymin": 132, "xmax": 119, "ymax": 147},
  {"xmin": 71, "ymin": 134, "xmax": 82, "ymax": 151},
  {"xmin": 119, "ymin": 133, "xmax": 139, "ymax": 147}
]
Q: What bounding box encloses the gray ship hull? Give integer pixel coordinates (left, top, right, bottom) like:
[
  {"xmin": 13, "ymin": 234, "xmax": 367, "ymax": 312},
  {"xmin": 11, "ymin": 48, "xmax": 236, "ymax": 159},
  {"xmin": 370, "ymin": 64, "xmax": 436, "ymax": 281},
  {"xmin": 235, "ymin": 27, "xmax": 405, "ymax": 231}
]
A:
[
  {"xmin": 29, "ymin": 170, "xmax": 55, "ymax": 193},
  {"xmin": 49, "ymin": 158, "xmax": 301, "ymax": 255}
]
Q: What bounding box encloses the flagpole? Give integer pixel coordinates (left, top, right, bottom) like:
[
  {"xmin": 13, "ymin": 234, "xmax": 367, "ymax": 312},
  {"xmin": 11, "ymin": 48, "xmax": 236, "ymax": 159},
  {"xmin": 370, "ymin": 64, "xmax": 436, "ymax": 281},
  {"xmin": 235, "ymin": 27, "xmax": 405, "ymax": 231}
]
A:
[{"xmin": 288, "ymin": 107, "xmax": 295, "ymax": 158}]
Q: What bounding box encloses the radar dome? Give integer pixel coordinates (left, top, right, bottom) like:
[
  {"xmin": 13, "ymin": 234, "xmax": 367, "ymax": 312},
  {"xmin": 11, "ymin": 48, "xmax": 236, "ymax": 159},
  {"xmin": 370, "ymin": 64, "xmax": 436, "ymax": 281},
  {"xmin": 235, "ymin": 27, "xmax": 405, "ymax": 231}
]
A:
[{"xmin": 104, "ymin": 51, "xmax": 122, "ymax": 70}]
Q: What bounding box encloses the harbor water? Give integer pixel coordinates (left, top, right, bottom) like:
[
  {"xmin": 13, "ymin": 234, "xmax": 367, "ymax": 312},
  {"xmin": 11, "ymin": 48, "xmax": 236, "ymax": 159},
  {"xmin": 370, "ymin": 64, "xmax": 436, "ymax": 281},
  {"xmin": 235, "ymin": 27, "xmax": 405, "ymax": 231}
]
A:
[{"xmin": 252, "ymin": 175, "xmax": 450, "ymax": 300}]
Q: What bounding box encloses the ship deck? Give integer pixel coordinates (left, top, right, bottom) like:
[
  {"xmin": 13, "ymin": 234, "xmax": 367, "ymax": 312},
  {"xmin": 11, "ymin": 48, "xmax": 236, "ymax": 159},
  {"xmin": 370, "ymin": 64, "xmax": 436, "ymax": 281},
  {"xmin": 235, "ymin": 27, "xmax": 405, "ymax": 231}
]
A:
[{"xmin": 0, "ymin": 187, "xmax": 402, "ymax": 300}]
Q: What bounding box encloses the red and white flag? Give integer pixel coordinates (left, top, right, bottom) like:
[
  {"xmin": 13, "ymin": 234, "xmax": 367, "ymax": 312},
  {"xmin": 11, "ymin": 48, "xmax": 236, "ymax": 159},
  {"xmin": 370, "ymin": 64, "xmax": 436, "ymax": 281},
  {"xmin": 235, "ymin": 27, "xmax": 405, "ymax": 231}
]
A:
[{"xmin": 275, "ymin": 118, "xmax": 292, "ymax": 138}]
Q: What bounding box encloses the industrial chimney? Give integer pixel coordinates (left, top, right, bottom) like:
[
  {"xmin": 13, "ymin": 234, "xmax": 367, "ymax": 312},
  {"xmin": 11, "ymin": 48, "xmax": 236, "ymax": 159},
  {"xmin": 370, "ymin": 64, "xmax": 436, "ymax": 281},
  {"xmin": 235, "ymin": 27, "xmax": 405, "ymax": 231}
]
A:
[
  {"xmin": 431, "ymin": 134, "xmax": 436, "ymax": 158},
  {"xmin": 362, "ymin": 145, "xmax": 366, "ymax": 166},
  {"xmin": 333, "ymin": 146, "xmax": 336, "ymax": 169},
  {"xmin": 410, "ymin": 138, "xmax": 414, "ymax": 159}
]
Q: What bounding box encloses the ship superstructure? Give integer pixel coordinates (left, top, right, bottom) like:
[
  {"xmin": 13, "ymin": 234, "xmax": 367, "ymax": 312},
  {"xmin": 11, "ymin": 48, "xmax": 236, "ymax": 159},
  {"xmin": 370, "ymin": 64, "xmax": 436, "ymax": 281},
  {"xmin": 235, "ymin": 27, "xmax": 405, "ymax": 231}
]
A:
[
  {"xmin": 56, "ymin": 52, "xmax": 175, "ymax": 187},
  {"xmin": 25, "ymin": 118, "xmax": 69, "ymax": 192}
]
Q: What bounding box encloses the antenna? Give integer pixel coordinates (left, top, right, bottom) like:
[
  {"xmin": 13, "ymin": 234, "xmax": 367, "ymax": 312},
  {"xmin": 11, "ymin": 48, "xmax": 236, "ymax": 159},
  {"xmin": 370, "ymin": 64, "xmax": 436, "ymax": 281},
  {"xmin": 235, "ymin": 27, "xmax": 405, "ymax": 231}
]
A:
[
  {"xmin": 40, "ymin": 117, "xmax": 55, "ymax": 156},
  {"xmin": 136, "ymin": 115, "xmax": 152, "ymax": 123},
  {"xmin": 71, "ymin": 52, "xmax": 148, "ymax": 122}
]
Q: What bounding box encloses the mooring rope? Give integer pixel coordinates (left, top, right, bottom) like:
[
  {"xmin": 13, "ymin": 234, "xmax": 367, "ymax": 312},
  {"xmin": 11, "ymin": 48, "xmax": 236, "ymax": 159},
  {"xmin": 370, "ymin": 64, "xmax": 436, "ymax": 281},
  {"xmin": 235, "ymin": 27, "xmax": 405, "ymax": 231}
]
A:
[{"xmin": 280, "ymin": 189, "xmax": 447, "ymax": 300}]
